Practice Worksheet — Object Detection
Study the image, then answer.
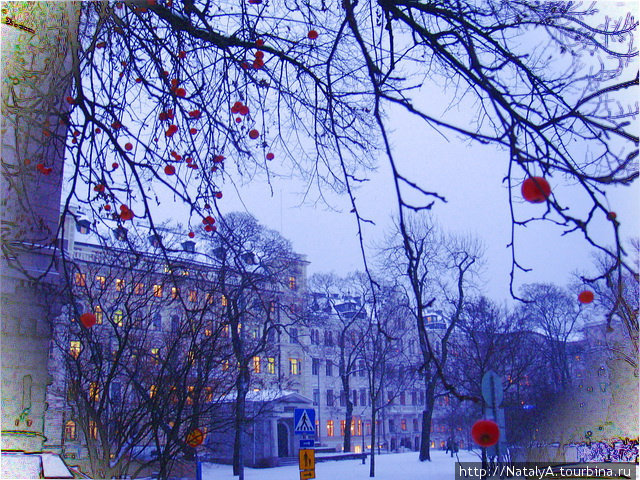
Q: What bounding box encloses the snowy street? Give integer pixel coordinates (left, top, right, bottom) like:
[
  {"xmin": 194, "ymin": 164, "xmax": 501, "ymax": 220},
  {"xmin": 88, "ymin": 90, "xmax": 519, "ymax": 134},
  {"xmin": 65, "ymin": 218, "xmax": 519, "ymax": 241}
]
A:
[{"xmin": 202, "ymin": 450, "xmax": 480, "ymax": 480}]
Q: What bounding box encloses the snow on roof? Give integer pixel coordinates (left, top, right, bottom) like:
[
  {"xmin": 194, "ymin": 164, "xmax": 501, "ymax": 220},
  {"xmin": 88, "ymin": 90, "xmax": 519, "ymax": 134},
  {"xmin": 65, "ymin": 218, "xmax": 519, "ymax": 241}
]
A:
[
  {"xmin": 41, "ymin": 453, "xmax": 74, "ymax": 478},
  {"xmin": 1, "ymin": 452, "xmax": 42, "ymax": 479},
  {"xmin": 221, "ymin": 389, "xmax": 313, "ymax": 404}
]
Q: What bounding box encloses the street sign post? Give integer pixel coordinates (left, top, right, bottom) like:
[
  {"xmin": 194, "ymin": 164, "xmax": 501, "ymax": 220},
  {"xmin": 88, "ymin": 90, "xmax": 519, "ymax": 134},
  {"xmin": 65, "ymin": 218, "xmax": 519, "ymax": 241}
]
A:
[
  {"xmin": 300, "ymin": 439, "xmax": 315, "ymax": 448},
  {"xmin": 294, "ymin": 408, "xmax": 316, "ymax": 435},
  {"xmin": 481, "ymin": 371, "xmax": 507, "ymax": 461},
  {"xmin": 299, "ymin": 449, "xmax": 315, "ymax": 469},
  {"xmin": 300, "ymin": 469, "xmax": 316, "ymax": 480}
]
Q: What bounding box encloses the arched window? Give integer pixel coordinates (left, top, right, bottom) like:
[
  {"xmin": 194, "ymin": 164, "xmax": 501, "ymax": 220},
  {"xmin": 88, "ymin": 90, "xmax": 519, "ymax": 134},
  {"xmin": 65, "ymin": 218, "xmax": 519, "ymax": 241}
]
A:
[{"xmin": 65, "ymin": 420, "xmax": 76, "ymax": 440}]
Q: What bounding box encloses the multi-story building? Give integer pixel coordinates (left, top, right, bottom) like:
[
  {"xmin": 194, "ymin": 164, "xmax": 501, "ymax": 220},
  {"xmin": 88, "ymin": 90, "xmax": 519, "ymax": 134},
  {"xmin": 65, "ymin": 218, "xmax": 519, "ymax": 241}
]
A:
[{"xmin": 45, "ymin": 208, "xmax": 462, "ymax": 475}]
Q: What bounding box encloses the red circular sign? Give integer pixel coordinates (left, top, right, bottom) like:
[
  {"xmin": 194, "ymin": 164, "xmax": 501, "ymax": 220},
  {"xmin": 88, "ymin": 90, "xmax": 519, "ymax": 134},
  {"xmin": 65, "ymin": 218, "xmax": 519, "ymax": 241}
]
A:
[{"xmin": 186, "ymin": 428, "xmax": 204, "ymax": 447}]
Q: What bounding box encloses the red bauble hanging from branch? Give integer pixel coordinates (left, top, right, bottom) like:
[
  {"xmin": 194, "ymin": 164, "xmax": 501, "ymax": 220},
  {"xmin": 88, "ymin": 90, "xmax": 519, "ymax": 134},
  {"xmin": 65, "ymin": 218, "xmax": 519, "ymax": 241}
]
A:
[
  {"xmin": 521, "ymin": 177, "xmax": 551, "ymax": 203},
  {"xmin": 79, "ymin": 312, "xmax": 97, "ymax": 328},
  {"xmin": 471, "ymin": 420, "xmax": 500, "ymax": 447},
  {"xmin": 578, "ymin": 290, "xmax": 594, "ymax": 304}
]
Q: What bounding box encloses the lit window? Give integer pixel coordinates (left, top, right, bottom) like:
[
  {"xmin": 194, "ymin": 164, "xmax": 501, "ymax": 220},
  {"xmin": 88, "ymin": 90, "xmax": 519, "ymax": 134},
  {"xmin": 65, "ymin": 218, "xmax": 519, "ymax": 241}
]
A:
[
  {"xmin": 115, "ymin": 278, "xmax": 124, "ymax": 291},
  {"xmin": 114, "ymin": 310, "xmax": 123, "ymax": 327},
  {"xmin": 150, "ymin": 385, "xmax": 157, "ymax": 398},
  {"xmin": 221, "ymin": 295, "xmax": 228, "ymax": 306},
  {"xmin": 205, "ymin": 323, "xmax": 212, "ymax": 337},
  {"xmin": 288, "ymin": 276, "xmax": 296, "ymax": 290},
  {"xmin": 74, "ymin": 273, "xmax": 86, "ymax": 287},
  {"xmin": 289, "ymin": 358, "xmax": 300, "ymax": 375},
  {"xmin": 205, "ymin": 387, "xmax": 213, "ymax": 402},
  {"xmin": 222, "ymin": 324, "xmax": 229, "ymax": 337},
  {"xmin": 89, "ymin": 382, "xmax": 100, "ymax": 402},
  {"xmin": 401, "ymin": 419, "xmax": 407, "ymax": 431},
  {"xmin": 151, "ymin": 348, "xmax": 159, "ymax": 365},
  {"xmin": 171, "ymin": 287, "xmax": 179, "ymax": 299},
  {"xmin": 222, "ymin": 360, "xmax": 229, "ymax": 371},
  {"xmin": 269, "ymin": 301, "xmax": 276, "ymax": 313},
  {"xmin": 267, "ymin": 357, "xmax": 275, "ymax": 374},
  {"xmin": 186, "ymin": 386, "xmax": 194, "ymax": 405},
  {"xmin": 95, "ymin": 275, "xmax": 106, "ymax": 288},
  {"xmin": 135, "ymin": 283, "xmax": 145, "ymax": 295},
  {"xmin": 94, "ymin": 306, "xmax": 103, "ymax": 324},
  {"xmin": 187, "ymin": 350, "xmax": 195, "ymax": 364},
  {"xmin": 206, "ymin": 293, "xmax": 214, "ymax": 304},
  {"xmin": 182, "ymin": 269, "xmax": 189, "ymax": 276},
  {"xmin": 89, "ymin": 420, "xmax": 98, "ymax": 439},
  {"xmin": 327, "ymin": 420, "xmax": 334, "ymax": 437},
  {"xmin": 153, "ymin": 284, "xmax": 163, "ymax": 297},
  {"xmin": 340, "ymin": 420, "xmax": 346, "ymax": 436},
  {"xmin": 65, "ymin": 420, "xmax": 76, "ymax": 440},
  {"xmin": 69, "ymin": 341, "xmax": 81, "ymax": 358},
  {"xmin": 164, "ymin": 265, "xmax": 172, "ymax": 273},
  {"xmin": 189, "ymin": 290, "xmax": 197, "ymax": 302},
  {"xmin": 253, "ymin": 356, "xmax": 261, "ymax": 373},
  {"xmin": 357, "ymin": 419, "xmax": 362, "ymax": 436}
]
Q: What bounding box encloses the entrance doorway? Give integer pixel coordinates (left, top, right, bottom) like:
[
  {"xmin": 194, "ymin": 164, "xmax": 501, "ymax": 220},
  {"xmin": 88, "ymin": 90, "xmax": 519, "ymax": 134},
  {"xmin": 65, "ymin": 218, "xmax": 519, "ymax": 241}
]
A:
[{"xmin": 277, "ymin": 422, "xmax": 289, "ymax": 457}]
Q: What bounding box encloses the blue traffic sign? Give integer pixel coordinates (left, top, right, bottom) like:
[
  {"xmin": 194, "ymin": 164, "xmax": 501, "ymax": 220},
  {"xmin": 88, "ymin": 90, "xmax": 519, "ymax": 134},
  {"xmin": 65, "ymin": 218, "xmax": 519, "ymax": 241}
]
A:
[
  {"xmin": 294, "ymin": 408, "xmax": 315, "ymax": 434},
  {"xmin": 300, "ymin": 439, "xmax": 315, "ymax": 448}
]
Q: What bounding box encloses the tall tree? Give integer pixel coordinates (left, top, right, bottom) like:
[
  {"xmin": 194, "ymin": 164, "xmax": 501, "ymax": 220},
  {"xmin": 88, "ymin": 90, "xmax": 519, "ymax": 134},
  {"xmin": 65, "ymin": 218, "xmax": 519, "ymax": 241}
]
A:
[
  {"xmin": 51, "ymin": 223, "xmax": 234, "ymax": 479},
  {"xmin": 308, "ymin": 272, "xmax": 371, "ymax": 453},
  {"xmin": 382, "ymin": 214, "xmax": 482, "ymax": 461},
  {"xmin": 519, "ymin": 283, "xmax": 582, "ymax": 389},
  {"xmin": 208, "ymin": 212, "xmax": 302, "ymax": 479}
]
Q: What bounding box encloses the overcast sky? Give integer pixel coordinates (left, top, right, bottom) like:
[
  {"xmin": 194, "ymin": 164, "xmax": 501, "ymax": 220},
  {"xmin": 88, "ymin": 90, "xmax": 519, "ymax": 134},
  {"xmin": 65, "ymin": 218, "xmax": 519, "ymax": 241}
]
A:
[
  {"xmin": 182, "ymin": 2, "xmax": 638, "ymax": 306},
  {"xmin": 66, "ymin": 1, "xmax": 638, "ymax": 306}
]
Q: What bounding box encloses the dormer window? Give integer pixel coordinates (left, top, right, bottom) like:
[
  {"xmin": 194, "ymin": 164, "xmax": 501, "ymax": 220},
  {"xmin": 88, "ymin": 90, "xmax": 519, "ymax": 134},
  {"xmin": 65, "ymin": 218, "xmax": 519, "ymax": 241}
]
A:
[
  {"xmin": 76, "ymin": 219, "xmax": 91, "ymax": 234},
  {"xmin": 181, "ymin": 241, "xmax": 195, "ymax": 253}
]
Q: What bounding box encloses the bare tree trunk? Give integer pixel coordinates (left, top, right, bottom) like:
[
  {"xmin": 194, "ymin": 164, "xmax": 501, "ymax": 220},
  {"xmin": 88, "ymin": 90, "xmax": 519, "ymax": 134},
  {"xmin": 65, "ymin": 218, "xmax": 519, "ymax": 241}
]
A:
[
  {"xmin": 419, "ymin": 381, "xmax": 436, "ymax": 461},
  {"xmin": 344, "ymin": 398, "xmax": 353, "ymax": 452},
  {"xmin": 369, "ymin": 409, "xmax": 377, "ymax": 477},
  {"xmin": 233, "ymin": 367, "xmax": 250, "ymax": 478}
]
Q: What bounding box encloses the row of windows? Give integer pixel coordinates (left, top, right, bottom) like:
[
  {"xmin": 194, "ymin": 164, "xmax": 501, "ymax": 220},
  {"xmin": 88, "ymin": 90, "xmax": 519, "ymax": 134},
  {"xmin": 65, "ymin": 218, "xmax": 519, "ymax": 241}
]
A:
[{"xmin": 75, "ymin": 271, "xmax": 298, "ymax": 294}]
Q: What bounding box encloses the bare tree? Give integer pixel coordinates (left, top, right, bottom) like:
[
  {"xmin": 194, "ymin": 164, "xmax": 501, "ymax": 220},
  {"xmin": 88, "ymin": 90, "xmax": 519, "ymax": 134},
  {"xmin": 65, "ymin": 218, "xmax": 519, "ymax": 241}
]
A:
[
  {"xmin": 2, "ymin": 1, "xmax": 636, "ymax": 299},
  {"xmin": 361, "ymin": 280, "xmax": 418, "ymax": 477},
  {"xmin": 381, "ymin": 214, "xmax": 482, "ymax": 461},
  {"xmin": 51, "ymin": 225, "xmax": 234, "ymax": 479},
  {"xmin": 518, "ymin": 283, "xmax": 582, "ymax": 389},
  {"xmin": 308, "ymin": 272, "xmax": 370, "ymax": 454},
  {"xmin": 206, "ymin": 212, "xmax": 302, "ymax": 479}
]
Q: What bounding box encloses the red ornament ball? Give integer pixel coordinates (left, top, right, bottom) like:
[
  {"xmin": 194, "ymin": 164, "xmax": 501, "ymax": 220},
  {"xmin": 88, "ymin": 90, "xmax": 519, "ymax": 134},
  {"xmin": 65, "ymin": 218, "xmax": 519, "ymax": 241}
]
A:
[
  {"xmin": 111, "ymin": 121, "xmax": 122, "ymax": 130},
  {"xmin": 188, "ymin": 231, "xmax": 195, "ymax": 238},
  {"xmin": 204, "ymin": 224, "xmax": 213, "ymax": 232},
  {"xmin": 176, "ymin": 88, "xmax": 187, "ymax": 97},
  {"xmin": 166, "ymin": 124, "xmax": 178, "ymax": 137},
  {"xmin": 66, "ymin": 96, "xmax": 75, "ymax": 104},
  {"xmin": 178, "ymin": 50, "xmax": 186, "ymax": 59},
  {"xmin": 471, "ymin": 420, "xmax": 500, "ymax": 447},
  {"xmin": 248, "ymin": 129, "xmax": 259, "ymax": 139},
  {"xmin": 607, "ymin": 211, "xmax": 617, "ymax": 221},
  {"xmin": 256, "ymin": 39, "xmax": 264, "ymax": 47},
  {"xmin": 239, "ymin": 105, "xmax": 249, "ymax": 116},
  {"xmin": 124, "ymin": 142, "xmax": 133, "ymax": 151},
  {"xmin": 190, "ymin": 128, "xmax": 198, "ymax": 134},
  {"xmin": 135, "ymin": 77, "xmax": 142, "ymax": 83},
  {"xmin": 266, "ymin": 152, "xmax": 274, "ymax": 160},
  {"xmin": 253, "ymin": 58, "xmax": 264, "ymax": 69},
  {"xmin": 104, "ymin": 204, "xmax": 111, "ymax": 211},
  {"xmin": 120, "ymin": 207, "xmax": 134, "ymax": 221},
  {"xmin": 578, "ymin": 290, "xmax": 594, "ymax": 304},
  {"xmin": 215, "ymin": 192, "xmax": 223, "ymax": 199},
  {"xmin": 189, "ymin": 109, "xmax": 201, "ymax": 118},
  {"xmin": 112, "ymin": 162, "xmax": 119, "ymax": 169},
  {"xmin": 80, "ymin": 312, "xmax": 97, "ymax": 328},
  {"xmin": 95, "ymin": 128, "xmax": 102, "ymax": 133},
  {"xmin": 164, "ymin": 165, "xmax": 176, "ymax": 175},
  {"xmin": 254, "ymin": 50, "xmax": 264, "ymax": 60},
  {"xmin": 94, "ymin": 184, "xmax": 105, "ymax": 193},
  {"xmin": 521, "ymin": 176, "xmax": 551, "ymax": 203},
  {"xmin": 307, "ymin": 30, "xmax": 319, "ymax": 40}
]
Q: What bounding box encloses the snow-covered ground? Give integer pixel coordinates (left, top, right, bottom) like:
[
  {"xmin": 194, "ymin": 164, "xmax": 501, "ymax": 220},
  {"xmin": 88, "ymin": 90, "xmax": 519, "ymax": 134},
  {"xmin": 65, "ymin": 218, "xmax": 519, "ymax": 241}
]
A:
[{"xmin": 202, "ymin": 449, "xmax": 480, "ymax": 480}]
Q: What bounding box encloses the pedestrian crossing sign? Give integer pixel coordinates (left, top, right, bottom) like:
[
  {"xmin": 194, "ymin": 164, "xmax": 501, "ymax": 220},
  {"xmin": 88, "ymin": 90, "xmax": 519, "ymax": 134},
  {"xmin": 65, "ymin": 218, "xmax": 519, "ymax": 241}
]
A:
[{"xmin": 294, "ymin": 408, "xmax": 315, "ymax": 434}]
